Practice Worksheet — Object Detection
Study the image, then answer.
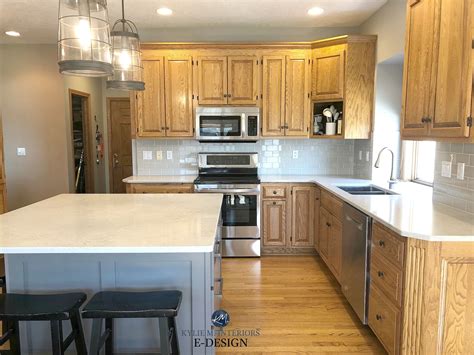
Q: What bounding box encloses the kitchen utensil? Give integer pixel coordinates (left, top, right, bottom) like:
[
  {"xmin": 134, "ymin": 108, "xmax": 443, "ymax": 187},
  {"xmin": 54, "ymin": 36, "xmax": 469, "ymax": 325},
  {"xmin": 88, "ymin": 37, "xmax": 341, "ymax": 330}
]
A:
[{"xmin": 323, "ymin": 109, "xmax": 333, "ymax": 122}]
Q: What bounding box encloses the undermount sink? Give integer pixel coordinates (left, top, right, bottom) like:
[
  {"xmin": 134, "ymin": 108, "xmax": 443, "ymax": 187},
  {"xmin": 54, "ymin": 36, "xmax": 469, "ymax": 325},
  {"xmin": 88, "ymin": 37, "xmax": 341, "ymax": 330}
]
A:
[{"xmin": 336, "ymin": 185, "xmax": 398, "ymax": 196}]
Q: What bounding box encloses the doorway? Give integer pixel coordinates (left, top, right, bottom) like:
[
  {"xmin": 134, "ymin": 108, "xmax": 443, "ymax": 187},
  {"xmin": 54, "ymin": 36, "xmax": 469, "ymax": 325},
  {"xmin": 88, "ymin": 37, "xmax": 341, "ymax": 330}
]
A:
[
  {"xmin": 69, "ymin": 90, "xmax": 94, "ymax": 193},
  {"xmin": 107, "ymin": 98, "xmax": 132, "ymax": 193}
]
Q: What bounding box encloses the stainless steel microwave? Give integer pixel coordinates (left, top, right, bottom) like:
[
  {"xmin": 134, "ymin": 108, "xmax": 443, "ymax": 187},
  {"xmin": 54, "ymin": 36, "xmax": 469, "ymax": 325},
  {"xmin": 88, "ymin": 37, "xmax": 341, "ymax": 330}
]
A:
[{"xmin": 195, "ymin": 107, "xmax": 260, "ymax": 142}]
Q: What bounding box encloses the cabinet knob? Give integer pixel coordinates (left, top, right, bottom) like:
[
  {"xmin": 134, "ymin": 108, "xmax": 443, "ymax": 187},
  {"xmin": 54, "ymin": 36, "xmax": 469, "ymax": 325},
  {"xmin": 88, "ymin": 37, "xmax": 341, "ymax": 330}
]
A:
[
  {"xmin": 326, "ymin": 222, "xmax": 331, "ymax": 227},
  {"xmin": 273, "ymin": 191, "xmax": 277, "ymax": 195},
  {"xmin": 161, "ymin": 126, "xmax": 165, "ymax": 130},
  {"xmin": 272, "ymin": 201, "xmax": 276, "ymax": 205},
  {"xmin": 425, "ymin": 117, "xmax": 432, "ymax": 123},
  {"xmin": 421, "ymin": 117, "xmax": 427, "ymax": 123},
  {"xmin": 377, "ymin": 271, "xmax": 384, "ymax": 278},
  {"xmin": 378, "ymin": 240, "xmax": 385, "ymax": 247},
  {"xmin": 228, "ymin": 94, "xmax": 232, "ymax": 98},
  {"xmin": 376, "ymin": 314, "xmax": 382, "ymax": 321}
]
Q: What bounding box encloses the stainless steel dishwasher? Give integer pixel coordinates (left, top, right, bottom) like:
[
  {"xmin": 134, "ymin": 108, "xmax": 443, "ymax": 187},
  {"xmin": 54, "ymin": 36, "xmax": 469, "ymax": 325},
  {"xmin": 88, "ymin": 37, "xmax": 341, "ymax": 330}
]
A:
[{"xmin": 341, "ymin": 203, "xmax": 372, "ymax": 324}]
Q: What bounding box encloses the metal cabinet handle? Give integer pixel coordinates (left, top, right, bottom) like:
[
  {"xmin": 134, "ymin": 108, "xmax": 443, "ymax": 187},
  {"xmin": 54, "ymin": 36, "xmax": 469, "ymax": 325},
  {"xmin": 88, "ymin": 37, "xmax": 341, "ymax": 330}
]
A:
[
  {"xmin": 377, "ymin": 271, "xmax": 384, "ymax": 278},
  {"xmin": 378, "ymin": 240, "xmax": 385, "ymax": 247},
  {"xmin": 376, "ymin": 314, "xmax": 382, "ymax": 321},
  {"xmin": 112, "ymin": 153, "xmax": 119, "ymax": 168}
]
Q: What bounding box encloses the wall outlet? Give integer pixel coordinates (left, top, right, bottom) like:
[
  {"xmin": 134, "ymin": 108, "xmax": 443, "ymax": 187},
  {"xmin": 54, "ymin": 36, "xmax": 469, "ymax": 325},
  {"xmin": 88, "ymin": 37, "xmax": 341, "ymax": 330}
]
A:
[
  {"xmin": 16, "ymin": 147, "xmax": 26, "ymax": 156},
  {"xmin": 365, "ymin": 151, "xmax": 370, "ymax": 162},
  {"xmin": 457, "ymin": 163, "xmax": 465, "ymax": 180},
  {"xmin": 292, "ymin": 150, "xmax": 298, "ymax": 159},
  {"xmin": 358, "ymin": 151, "xmax": 363, "ymax": 161},
  {"xmin": 167, "ymin": 151, "xmax": 173, "ymax": 160},
  {"xmin": 156, "ymin": 151, "xmax": 163, "ymax": 160},
  {"xmin": 142, "ymin": 151, "xmax": 152, "ymax": 160},
  {"xmin": 441, "ymin": 161, "xmax": 452, "ymax": 178}
]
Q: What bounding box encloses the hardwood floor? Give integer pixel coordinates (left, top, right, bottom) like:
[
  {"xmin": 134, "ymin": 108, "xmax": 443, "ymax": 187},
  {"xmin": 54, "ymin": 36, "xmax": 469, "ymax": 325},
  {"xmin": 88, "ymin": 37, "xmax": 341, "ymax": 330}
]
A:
[{"xmin": 217, "ymin": 255, "xmax": 385, "ymax": 354}]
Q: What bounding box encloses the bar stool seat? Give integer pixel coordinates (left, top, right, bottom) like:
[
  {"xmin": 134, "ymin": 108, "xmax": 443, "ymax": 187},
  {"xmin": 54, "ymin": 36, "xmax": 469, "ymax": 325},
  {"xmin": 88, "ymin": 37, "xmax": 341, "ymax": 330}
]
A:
[
  {"xmin": 0, "ymin": 292, "xmax": 87, "ymax": 354},
  {"xmin": 82, "ymin": 290, "xmax": 182, "ymax": 355}
]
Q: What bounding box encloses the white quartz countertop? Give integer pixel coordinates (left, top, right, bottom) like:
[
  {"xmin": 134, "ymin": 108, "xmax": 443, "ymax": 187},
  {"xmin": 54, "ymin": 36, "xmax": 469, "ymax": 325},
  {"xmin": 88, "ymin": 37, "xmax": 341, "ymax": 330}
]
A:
[
  {"xmin": 123, "ymin": 175, "xmax": 197, "ymax": 184},
  {"xmin": 0, "ymin": 194, "xmax": 222, "ymax": 254},
  {"xmin": 262, "ymin": 175, "xmax": 474, "ymax": 242}
]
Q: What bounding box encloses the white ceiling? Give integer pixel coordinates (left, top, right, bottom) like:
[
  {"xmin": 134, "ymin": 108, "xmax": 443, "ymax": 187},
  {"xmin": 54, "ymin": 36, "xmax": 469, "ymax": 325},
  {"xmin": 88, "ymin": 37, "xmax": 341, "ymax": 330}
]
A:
[{"xmin": 0, "ymin": 0, "xmax": 387, "ymax": 44}]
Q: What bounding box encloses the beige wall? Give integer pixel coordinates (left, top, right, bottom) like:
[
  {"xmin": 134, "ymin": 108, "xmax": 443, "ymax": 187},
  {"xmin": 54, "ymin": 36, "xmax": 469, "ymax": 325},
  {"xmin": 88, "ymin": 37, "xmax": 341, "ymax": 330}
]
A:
[
  {"xmin": 1, "ymin": 44, "xmax": 69, "ymax": 210},
  {"xmin": 360, "ymin": 0, "xmax": 407, "ymax": 63}
]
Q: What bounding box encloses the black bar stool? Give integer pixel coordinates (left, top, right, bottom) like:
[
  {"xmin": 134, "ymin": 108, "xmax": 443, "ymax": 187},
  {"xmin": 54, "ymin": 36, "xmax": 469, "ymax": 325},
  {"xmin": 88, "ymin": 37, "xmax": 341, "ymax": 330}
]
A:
[
  {"xmin": 82, "ymin": 290, "xmax": 182, "ymax": 355},
  {"xmin": 0, "ymin": 292, "xmax": 87, "ymax": 355}
]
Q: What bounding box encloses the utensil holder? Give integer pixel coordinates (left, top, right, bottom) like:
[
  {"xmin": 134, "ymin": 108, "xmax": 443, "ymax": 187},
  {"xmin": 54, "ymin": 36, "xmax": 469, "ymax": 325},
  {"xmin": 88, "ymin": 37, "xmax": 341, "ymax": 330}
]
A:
[{"xmin": 325, "ymin": 122, "xmax": 336, "ymax": 135}]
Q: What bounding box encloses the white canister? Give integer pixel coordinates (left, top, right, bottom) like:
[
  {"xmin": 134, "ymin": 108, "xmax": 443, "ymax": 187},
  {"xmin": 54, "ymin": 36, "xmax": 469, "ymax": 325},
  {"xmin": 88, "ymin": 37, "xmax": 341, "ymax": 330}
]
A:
[{"xmin": 325, "ymin": 122, "xmax": 336, "ymax": 135}]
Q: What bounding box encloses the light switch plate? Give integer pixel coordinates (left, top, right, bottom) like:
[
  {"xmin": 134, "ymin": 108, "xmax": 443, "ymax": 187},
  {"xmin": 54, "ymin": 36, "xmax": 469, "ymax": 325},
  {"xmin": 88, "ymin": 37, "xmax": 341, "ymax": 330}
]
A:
[
  {"xmin": 441, "ymin": 161, "xmax": 452, "ymax": 178},
  {"xmin": 292, "ymin": 150, "xmax": 298, "ymax": 159},
  {"xmin": 457, "ymin": 163, "xmax": 465, "ymax": 180},
  {"xmin": 358, "ymin": 151, "xmax": 363, "ymax": 161},
  {"xmin": 167, "ymin": 151, "xmax": 173, "ymax": 160},
  {"xmin": 142, "ymin": 151, "xmax": 152, "ymax": 160},
  {"xmin": 17, "ymin": 147, "xmax": 26, "ymax": 156},
  {"xmin": 156, "ymin": 151, "xmax": 163, "ymax": 160},
  {"xmin": 366, "ymin": 151, "xmax": 370, "ymax": 162}
]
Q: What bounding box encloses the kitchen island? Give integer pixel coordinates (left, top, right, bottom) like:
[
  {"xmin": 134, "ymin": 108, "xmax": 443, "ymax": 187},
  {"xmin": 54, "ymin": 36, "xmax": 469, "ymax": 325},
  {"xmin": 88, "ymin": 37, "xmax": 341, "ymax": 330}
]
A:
[{"xmin": 0, "ymin": 193, "xmax": 222, "ymax": 354}]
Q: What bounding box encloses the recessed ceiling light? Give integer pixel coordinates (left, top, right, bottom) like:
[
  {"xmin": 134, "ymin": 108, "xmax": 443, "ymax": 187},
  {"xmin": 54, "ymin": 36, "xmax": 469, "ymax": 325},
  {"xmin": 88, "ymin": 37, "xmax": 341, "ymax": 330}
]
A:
[
  {"xmin": 157, "ymin": 7, "xmax": 173, "ymax": 16},
  {"xmin": 5, "ymin": 30, "xmax": 21, "ymax": 37},
  {"xmin": 308, "ymin": 7, "xmax": 324, "ymax": 16}
]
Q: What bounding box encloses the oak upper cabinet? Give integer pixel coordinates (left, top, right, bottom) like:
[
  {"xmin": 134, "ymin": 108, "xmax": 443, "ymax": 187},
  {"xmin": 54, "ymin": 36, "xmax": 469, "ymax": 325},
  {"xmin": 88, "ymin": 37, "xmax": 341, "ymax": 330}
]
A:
[
  {"xmin": 134, "ymin": 56, "xmax": 194, "ymax": 138},
  {"xmin": 312, "ymin": 45, "xmax": 345, "ymax": 101},
  {"xmin": 262, "ymin": 199, "xmax": 287, "ymax": 246},
  {"xmin": 165, "ymin": 57, "xmax": 194, "ymax": 137},
  {"xmin": 291, "ymin": 186, "xmax": 314, "ymax": 247},
  {"xmin": 402, "ymin": 0, "xmax": 473, "ymax": 140},
  {"xmin": 197, "ymin": 55, "xmax": 258, "ymax": 105},
  {"xmin": 136, "ymin": 59, "xmax": 166, "ymax": 137},
  {"xmin": 261, "ymin": 56, "xmax": 286, "ymax": 136}
]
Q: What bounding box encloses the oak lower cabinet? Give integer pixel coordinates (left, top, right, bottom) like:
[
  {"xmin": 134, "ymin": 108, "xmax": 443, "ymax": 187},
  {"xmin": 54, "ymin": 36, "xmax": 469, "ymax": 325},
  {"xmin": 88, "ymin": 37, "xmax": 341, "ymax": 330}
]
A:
[
  {"xmin": 126, "ymin": 183, "xmax": 194, "ymax": 194},
  {"xmin": 132, "ymin": 56, "xmax": 194, "ymax": 138},
  {"xmin": 401, "ymin": 0, "xmax": 473, "ymax": 140},
  {"xmin": 261, "ymin": 184, "xmax": 315, "ymax": 253}
]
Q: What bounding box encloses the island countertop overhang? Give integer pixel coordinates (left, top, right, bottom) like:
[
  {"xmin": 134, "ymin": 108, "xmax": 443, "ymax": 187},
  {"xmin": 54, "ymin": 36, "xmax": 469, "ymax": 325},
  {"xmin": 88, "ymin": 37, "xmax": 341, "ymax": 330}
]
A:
[{"xmin": 0, "ymin": 194, "xmax": 223, "ymax": 254}]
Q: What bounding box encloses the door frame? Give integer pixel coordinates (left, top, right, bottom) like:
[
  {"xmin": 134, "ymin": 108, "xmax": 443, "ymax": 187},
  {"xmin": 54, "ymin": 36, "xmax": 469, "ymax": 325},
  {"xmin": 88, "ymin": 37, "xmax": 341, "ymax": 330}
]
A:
[
  {"xmin": 107, "ymin": 97, "xmax": 131, "ymax": 193},
  {"xmin": 68, "ymin": 89, "xmax": 94, "ymax": 193}
]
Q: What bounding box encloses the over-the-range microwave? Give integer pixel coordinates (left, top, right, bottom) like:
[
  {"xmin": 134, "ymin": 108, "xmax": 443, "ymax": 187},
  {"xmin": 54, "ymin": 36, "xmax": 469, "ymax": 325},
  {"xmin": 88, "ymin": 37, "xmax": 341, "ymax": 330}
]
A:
[{"xmin": 195, "ymin": 107, "xmax": 260, "ymax": 142}]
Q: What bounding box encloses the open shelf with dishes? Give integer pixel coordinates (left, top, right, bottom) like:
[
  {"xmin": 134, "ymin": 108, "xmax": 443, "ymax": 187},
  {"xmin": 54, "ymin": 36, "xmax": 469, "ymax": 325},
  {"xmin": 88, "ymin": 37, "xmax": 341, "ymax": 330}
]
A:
[{"xmin": 311, "ymin": 101, "xmax": 344, "ymax": 139}]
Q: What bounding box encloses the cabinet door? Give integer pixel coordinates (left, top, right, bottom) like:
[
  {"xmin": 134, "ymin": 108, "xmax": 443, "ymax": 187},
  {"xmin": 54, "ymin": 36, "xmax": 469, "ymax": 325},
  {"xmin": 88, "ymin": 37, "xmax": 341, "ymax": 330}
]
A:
[
  {"xmin": 262, "ymin": 56, "xmax": 286, "ymax": 136},
  {"xmin": 228, "ymin": 56, "xmax": 258, "ymax": 105},
  {"xmin": 291, "ymin": 186, "xmax": 314, "ymax": 247},
  {"xmin": 137, "ymin": 60, "xmax": 166, "ymax": 137},
  {"xmin": 197, "ymin": 56, "xmax": 227, "ymax": 105},
  {"xmin": 262, "ymin": 200, "xmax": 287, "ymax": 246},
  {"xmin": 401, "ymin": 0, "xmax": 436, "ymax": 138},
  {"xmin": 328, "ymin": 216, "xmax": 342, "ymax": 281},
  {"xmin": 319, "ymin": 208, "xmax": 331, "ymax": 260},
  {"xmin": 314, "ymin": 188, "xmax": 321, "ymax": 252},
  {"xmin": 285, "ymin": 55, "xmax": 310, "ymax": 137},
  {"xmin": 312, "ymin": 45, "xmax": 345, "ymax": 101},
  {"xmin": 430, "ymin": 0, "xmax": 473, "ymax": 138},
  {"xmin": 164, "ymin": 57, "xmax": 194, "ymax": 137}
]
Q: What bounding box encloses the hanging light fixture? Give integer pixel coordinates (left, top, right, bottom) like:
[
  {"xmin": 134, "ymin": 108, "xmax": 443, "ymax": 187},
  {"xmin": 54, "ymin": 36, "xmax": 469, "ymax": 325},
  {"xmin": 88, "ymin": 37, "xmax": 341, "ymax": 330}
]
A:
[
  {"xmin": 58, "ymin": 0, "xmax": 113, "ymax": 77},
  {"xmin": 106, "ymin": 0, "xmax": 145, "ymax": 91}
]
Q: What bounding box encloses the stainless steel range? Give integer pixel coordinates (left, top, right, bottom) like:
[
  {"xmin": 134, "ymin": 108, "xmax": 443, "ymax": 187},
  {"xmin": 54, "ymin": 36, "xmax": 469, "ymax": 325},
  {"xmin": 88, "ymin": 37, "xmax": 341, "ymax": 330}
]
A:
[{"xmin": 194, "ymin": 153, "xmax": 260, "ymax": 257}]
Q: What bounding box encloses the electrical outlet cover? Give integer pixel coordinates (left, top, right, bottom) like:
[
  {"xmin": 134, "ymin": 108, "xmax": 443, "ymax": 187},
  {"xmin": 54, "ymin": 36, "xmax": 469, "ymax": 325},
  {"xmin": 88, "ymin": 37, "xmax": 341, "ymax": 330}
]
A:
[
  {"xmin": 142, "ymin": 151, "xmax": 152, "ymax": 160},
  {"xmin": 292, "ymin": 150, "xmax": 298, "ymax": 159},
  {"xmin": 441, "ymin": 161, "xmax": 452, "ymax": 178},
  {"xmin": 16, "ymin": 147, "xmax": 26, "ymax": 156},
  {"xmin": 156, "ymin": 151, "xmax": 163, "ymax": 160},
  {"xmin": 457, "ymin": 163, "xmax": 465, "ymax": 180},
  {"xmin": 167, "ymin": 151, "xmax": 173, "ymax": 160}
]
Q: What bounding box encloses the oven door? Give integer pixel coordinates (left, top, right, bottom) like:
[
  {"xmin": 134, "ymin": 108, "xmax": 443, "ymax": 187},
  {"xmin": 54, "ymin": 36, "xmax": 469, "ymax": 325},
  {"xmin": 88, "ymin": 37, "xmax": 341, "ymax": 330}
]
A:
[
  {"xmin": 196, "ymin": 114, "xmax": 245, "ymax": 141},
  {"xmin": 220, "ymin": 192, "xmax": 260, "ymax": 239}
]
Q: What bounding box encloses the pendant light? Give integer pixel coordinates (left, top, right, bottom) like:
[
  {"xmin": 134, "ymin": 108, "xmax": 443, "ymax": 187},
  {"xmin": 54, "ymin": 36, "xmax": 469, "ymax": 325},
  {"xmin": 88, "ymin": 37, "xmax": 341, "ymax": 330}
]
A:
[
  {"xmin": 58, "ymin": 0, "xmax": 113, "ymax": 77},
  {"xmin": 106, "ymin": 0, "xmax": 145, "ymax": 91}
]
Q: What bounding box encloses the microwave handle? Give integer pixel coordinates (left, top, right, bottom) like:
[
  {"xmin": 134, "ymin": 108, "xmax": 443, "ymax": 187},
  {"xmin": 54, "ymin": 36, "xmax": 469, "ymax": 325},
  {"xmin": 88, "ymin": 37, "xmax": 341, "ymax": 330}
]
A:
[{"xmin": 241, "ymin": 113, "xmax": 247, "ymax": 138}]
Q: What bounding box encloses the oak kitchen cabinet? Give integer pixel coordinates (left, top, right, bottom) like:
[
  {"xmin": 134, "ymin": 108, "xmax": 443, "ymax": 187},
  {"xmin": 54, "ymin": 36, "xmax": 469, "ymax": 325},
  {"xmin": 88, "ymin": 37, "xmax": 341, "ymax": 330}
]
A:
[
  {"xmin": 261, "ymin": 54, "xmax": 311, "ymax": 137},
  {"xmin": 126, "ymin": 183, "xmax": 194, "ymax": 194},
  {"xmin": 197, "ymin": 55, "xmax": 258, "ymax": 105},
  {"xmin": 261, "ymin": 184, "xmax": 315, "ymax": 253},
  {"xmin": 132, "ymin": 56, "xmax": 194, "ymax": 138},
  {"xmin": 311, "ymin": 36, "xmax": 376, "ymax": 139},
  {"xmin": 401, "ymin": 0, "xmax": 473, "ymax": 140}
]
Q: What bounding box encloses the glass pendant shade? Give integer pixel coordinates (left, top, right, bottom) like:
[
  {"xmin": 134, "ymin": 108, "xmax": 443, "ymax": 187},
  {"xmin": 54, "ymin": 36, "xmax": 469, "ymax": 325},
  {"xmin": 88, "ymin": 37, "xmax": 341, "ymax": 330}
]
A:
[
  {"xmin": 106, "ymin": 18, "xmax": 145, "ymax": 90},
  {"xmin": 58, "ymin": 0, "xmax": 113, "ymax": 77}
]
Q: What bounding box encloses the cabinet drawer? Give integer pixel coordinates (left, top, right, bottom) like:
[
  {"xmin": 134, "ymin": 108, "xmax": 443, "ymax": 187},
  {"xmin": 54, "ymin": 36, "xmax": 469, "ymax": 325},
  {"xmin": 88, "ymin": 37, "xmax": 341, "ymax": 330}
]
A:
[
  {"xmin": 370, "ymin": 253, "xmax": 404, "ymax": 307},
  {"xmin": 321, "ymin": 190, "xmax": 343, "ymax": 220},
  {"xmin": 368, "ymin": 285, "xmax": 401, "ymax": 355},
  {"xmin": 262, "ymin": 185, "xmax": 287, "ymax": 199},
  {"xmin": 372, "ymin": 223, "xmax": 405, "ymax": 269}
]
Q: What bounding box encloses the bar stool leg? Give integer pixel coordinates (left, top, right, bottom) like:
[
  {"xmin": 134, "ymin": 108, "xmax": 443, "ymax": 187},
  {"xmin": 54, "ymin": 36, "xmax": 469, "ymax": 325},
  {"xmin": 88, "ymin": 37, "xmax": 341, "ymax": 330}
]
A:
[
  {"xmin": 69, "ymin": 310, "xmax": 87, "ymax": 355},
  {"xmin": 50, "ymin": 320, "xmax": 62, "ymax": 355},
  {"xmin": 9, "ymin": 320, "xmax": 21, "ymax": 354},
  {"xmin": 168, "ymin": 317, "xmax": 179, "ymax": 355},
  {"xmin": 158, "ymin": 317, "xmax": 171, "ymax": 355},
  {"xmin": 90, "ymin": 318, "xmax": 103, "ymax": 355},
  {"xmin": 105, "ymin": 318, "xmax": 113, "ymax": 355}
]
